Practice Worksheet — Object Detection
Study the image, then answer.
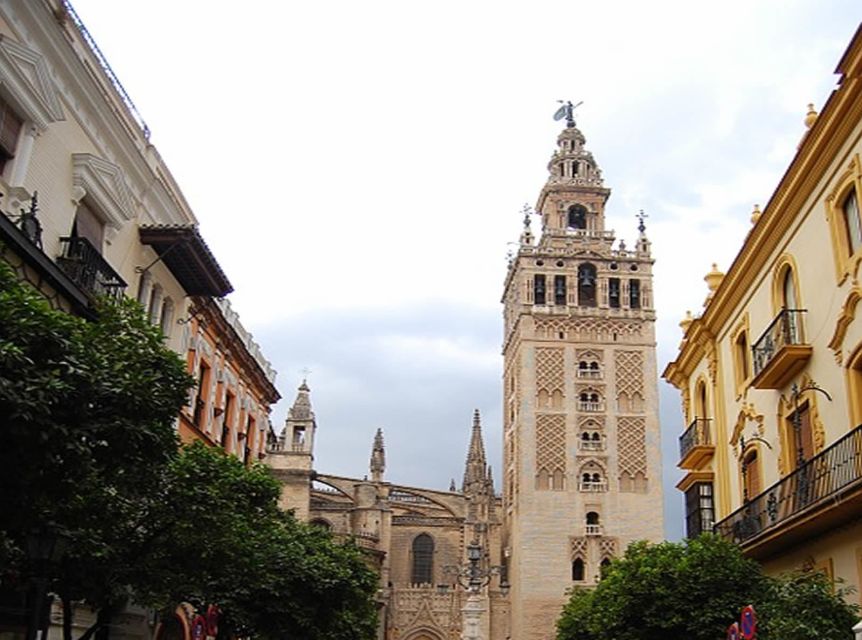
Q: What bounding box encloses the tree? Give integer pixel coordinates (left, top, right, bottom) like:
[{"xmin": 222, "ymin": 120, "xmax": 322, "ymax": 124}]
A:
[
  {"xmin": 556, "ymin": 535, "xmax": 859, "ymax": 640},
  {"xmin": 129, "ymin": 443, "xmax": 379, "ymax": 640},
  {"xmin": 0, "ymin": 260, "xmax": 192, "ymax": 637},
  {"xmin": 0, "ymin": 263, "xmax": 379, "ymax": 640}
]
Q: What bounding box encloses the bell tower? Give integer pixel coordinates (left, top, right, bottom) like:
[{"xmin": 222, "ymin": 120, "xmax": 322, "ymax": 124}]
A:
[{"xmin": 501, "ymin": 110, "xmax": 664, "ymax": 640}]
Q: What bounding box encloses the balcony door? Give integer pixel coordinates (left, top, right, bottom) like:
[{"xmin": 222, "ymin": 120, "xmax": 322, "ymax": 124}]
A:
[{"xmin": 788, "ymin": 403, "xmax": 814, "ymax": 469}]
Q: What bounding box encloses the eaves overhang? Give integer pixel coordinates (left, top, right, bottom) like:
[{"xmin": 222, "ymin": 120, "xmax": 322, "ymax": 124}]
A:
[{"xmin": 139, "ymin": 224, "xmax": 233, "ymax": 297}]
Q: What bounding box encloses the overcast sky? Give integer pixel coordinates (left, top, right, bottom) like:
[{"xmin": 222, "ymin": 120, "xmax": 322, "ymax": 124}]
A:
[{"xmin": 70, "ymin": 1, "xmax": 861, "ymax": 539}]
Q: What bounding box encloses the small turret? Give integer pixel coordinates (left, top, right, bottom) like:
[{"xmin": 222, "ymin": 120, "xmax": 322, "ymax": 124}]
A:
[
  {"xmin": 370, "ymin": 428, "xmax": 385, "ymax": 482},
  {"xmin": 281, "ymin": 379, "xmax": 316, "ymax": 454}
]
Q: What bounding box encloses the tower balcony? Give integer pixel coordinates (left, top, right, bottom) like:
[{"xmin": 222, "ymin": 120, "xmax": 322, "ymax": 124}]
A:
[
  {"xmin": 678, "ymin": 418, "xmax": 714, "ymax": 469},
  {"xmin": 578, "ymin": 401, "xmax": 604, "ymax": 413},
  {"xmin": 585, "ymin": 524, "xmax": 602, "ymax": 536},
  {"xmin": 714, "ymin": 424, "xmax": 862, "ymax": 558},
  {"xmin": 579, "ymin": 480, "xmax": 607, "ymax": 492},
  {"xmin": 750, "ymin": 309, "xmax": 812, "ymax": 389}
]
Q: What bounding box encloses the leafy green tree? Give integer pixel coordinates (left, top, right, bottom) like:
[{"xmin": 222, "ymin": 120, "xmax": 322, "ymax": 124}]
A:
[
  {"xmin": 0, "ymin": 264, "xmax": 378, "ymax": 640},
  {"xmin": 556, "ymin": 534, "xmax": 859, "ymax": 640},
  {"xmin": 130, "ymin": 443, "xmax": 379, "ymax": 640},
  {"xmin": 0, "ymin": 260, "xmax": 192, "ymax": 637}
]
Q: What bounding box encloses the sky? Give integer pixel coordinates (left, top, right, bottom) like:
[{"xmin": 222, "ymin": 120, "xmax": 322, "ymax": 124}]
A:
[{"xmin": 69, "ymin": 0, "xmax": 862, "ymax": 540}]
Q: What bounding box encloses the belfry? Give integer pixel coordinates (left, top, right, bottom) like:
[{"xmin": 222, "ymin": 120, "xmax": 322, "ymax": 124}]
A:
[{"xmin": 501, "ymin": 106, "xmax": 664, "ymax": 639}]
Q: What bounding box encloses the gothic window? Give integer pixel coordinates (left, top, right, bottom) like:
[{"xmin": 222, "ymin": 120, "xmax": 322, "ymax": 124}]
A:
[
  {"xmin": 567, "ymin": 205, "xmax": 587, "ymax": 230},
  {"xmin": 571, "ymin": 558, "xmax": 585, "ymax": 581},
  {"xmin": 578, "ymin": 264, "xmax": 597, "ymax": 307},
  {"xmin": 684, "ymin": 482, "xmax": 714, "ymax": 538},
  {"xmin": 843, "ymin": 188, "xmax": 861, "ymax": 256},
  {"xmin": 534, "ymin": 274, "xmax": 546, "ymax": 305},
  {"xmin": 609, "ymin": 277, "xmax": 620, "ymax": 308},
  {"xmin": 0, "ymin": 96, "xmax": 23, "ymax": 175},
  {"xmin": 629, "ymin": 279, "xmax": 641, "ymax": 309},
  {"xmin": 412, "ymin": 534, "xmax": 434, "ymax": 585},
  {"xmin": 554, "ymin": 275, "xmax": 567, "ymax": 305}
]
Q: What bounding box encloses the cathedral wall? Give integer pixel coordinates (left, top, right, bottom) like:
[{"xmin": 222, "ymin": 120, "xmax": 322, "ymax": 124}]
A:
[{"xmin": 388, "ymin": 522, "xmax": 464, "ymax": 587}]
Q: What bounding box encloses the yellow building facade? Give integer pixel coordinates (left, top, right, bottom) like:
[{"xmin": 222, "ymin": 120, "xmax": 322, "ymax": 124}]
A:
[{"xmin": 664, "ymin": 24, "xmax": 862, "ymax": 599}]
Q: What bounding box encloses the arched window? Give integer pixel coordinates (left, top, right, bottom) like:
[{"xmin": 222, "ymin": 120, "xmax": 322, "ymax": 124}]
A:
[
  {"xmin": 742, "ymin": 449, "xmax": 761, "ymax": 501},
  {"xmin": 586, "ymin": 511, "xmax": 600, "ymax": 525},
  {"xmin": 309, "ymin": 518, "xmax": 331, "ymax": 531},
  {"xmin": 578, "ymin": 264, "xmax": 597, "ymax": 307},
  {"xmin": 411, "ymin": 534, "xmax": 434, "ymax": 584},
  {"xmin": 843, "ymin": 189, "xmax": 861, "ymax": 256},
  {"xmin": 782, "ymin": 267, "xmax": 798, "ymax": 310},
  {"xmin": 572, "ymin": 558, "xmax": 585, "ymax": 581},
  {"xmin": 159, "ymin": 297, "xmax": 174, "ymax": 336},
  {"xmin": 568, "ymin": 205, "xmax": 587, "ymax": 230}
]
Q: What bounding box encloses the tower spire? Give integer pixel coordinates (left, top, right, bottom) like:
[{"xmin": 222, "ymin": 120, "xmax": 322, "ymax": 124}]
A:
[
  {"xmin": 369, "ymin": 428, "xmax": 385, "ymax": 482},
  {"xmin": 462, "ymin": 409, "xmax": 490, "ymax": 492}
]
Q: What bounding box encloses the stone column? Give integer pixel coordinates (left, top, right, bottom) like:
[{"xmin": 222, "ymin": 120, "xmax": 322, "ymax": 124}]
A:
[{"xmin": 462, "ymin": 592, "xmax": 484, "ymax": 640}]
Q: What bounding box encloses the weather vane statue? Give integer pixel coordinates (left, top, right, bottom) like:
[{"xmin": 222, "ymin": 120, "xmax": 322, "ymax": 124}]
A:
[{"xmin": 553, "ymin": 100, "xmax": 583, "ymax": 128}]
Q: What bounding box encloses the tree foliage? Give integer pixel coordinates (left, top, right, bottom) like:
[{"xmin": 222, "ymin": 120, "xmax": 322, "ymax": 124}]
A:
[
  {"xmin": 0, "ymin": 262, "xmax": 378, "ymax": 640},
  {"xmin": 132, "ymin": 443, "xmax": 379, "ymax": 640},
  {"xmin": 556, "ymin": 535, "xmax": 859, "ymax": 640}
]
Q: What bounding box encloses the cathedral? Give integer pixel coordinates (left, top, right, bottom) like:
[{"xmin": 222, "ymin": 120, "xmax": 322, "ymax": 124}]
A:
[{"xmin": 267, "ymin": 109, "xmax": 663, "ymax": 640}]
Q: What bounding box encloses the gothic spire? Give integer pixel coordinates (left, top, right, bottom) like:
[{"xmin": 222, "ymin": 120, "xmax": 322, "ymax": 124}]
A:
[
  {"xmin": 462, "ymin": 409, "xmax": 490, "ymax": 492},
  {"xmin": 370, "ymin": 428, "xmax": 385, "ymax": 482}
]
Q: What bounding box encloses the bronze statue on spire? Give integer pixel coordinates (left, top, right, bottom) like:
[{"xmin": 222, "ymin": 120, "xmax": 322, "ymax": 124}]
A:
[{"xmin": 553, "ymin": 100, "xmax": 583, "ymax": 128}]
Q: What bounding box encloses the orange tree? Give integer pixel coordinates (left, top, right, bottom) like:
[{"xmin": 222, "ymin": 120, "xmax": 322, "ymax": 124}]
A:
[{"xmin": 557, "ymin": 535, "xmax": 859, "ymax": 640}]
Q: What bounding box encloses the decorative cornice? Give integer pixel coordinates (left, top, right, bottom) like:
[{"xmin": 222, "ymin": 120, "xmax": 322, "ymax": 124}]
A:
[
  {"xmin": 71, "ymin": 153, "xmax": 135, "ymax": 229},
  {"xmin": 0, "ymin": 35, "xmax": 64, "ymax": 130}
]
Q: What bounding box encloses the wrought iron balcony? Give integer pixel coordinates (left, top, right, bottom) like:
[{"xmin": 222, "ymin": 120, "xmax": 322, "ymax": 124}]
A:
[
  {"xmin": 715, "ymin": 424, "xmax": 862, "ymax": 555},
  {"xmin": 56, "ymin": 236, "xmax": 126, "ymax": 299},
  {"xmin": 751, "ymin": 309, "xmax": 812, "ymax": 389},
  {"xmin": 678, "ymin": 418, "xmax": 713, "ymax": 469}
]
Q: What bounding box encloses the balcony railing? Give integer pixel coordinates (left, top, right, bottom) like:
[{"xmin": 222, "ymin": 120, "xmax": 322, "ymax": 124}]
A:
[
  {"xmin": 579, "ymin": 480, "xmax": 607, "ymax": 492},
  {"xmin": 751, "ymin": 309, "xmax": 811, "ymax": 389},
  {"xmin": 577, "ymin": 369, "xmax": 602, "ymax": 379},
  {"xmin": 56, "ymin": 236, "xmax": 126, "ymax": 299},
  {"xmin": 715, "ymin": 424, "xmax": 862, "ymax": 547},
  {"xmin": 579, "ymin": 440, "xmax": 605, "ymax": 452},
  {"xmin": 578, "ymin": 401, "xmax": 604, "ymax": 413},
  {"xmin": 585, "ymin": 524, "xmax": 602, "ymax": 536},
  {"xmin": 679, "ymin": 418, "xmax": 713, "ymax": 468}
]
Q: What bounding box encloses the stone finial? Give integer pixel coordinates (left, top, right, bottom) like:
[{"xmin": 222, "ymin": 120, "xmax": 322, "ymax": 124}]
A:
[
  {"xmin": 679, "ymin": 310, "xmax": 694, "ymax": 334},
  {"xmin": 369, "ymin": 428, "xmax": 385, "ymax": 482},
  {"xmin": 750, "ymin": 204, "xmax": 762, "ymax": 225},
  {"xmin": 804, "ymin": 103, "xmax": 818, "ymax": 129},
  {"xmin": 704, "ymin": 263, "xmax": 724, "ymax": 293}
]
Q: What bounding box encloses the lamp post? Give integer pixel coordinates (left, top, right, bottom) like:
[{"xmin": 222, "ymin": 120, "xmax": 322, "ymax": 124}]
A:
[
  {"xmin": 445, "ymin": 540, "xmax": 509, "ymax": 640},
  {"xmin": 25, "ymin": 530, "xmax": 67, "ymax": 640}
]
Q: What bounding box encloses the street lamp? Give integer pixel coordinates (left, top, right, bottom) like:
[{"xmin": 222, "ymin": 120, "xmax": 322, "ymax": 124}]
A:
[{"xmin": 445, "ymin": 540, "xmax": 509, "ymax": 640}]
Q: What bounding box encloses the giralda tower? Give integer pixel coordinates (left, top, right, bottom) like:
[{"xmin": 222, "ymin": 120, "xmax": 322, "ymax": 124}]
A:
[{"xmin": 501, "ymin": 106, "xmax": 663, "ymax": 640}]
